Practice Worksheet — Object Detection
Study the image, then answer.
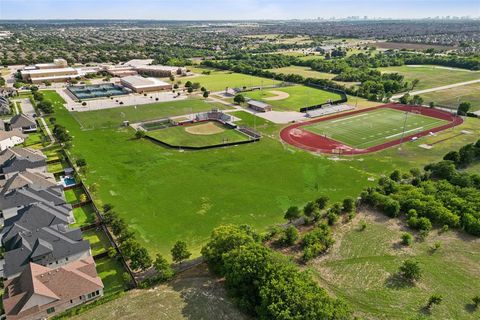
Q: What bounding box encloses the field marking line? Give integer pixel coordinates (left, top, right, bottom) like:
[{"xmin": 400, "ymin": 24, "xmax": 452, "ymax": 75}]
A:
[{"xmin": 329, "ymin": 113, "xmax": 370, "ymax": 123}]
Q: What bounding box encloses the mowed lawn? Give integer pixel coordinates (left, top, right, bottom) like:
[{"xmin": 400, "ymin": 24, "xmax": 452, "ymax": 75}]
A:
[
  {"xmin": 245, "ymin": 85, "xmax": 342, "ymax": 111},
  {"xmin": 147, "ymin": 122, "xmax": 250, "ymax": 147},
  {"xmin": 377, "ymin": 65, "xmax": 480, "ymax": 90},
  {"xmin": 304, "ymin": 108, "xmax": 448, "ymax": 149},
  {"xmin": 312, "ymin": 211, "xmax": 480, "ymax": 320},
  {"xmin": 268, "ymin": 66, "xmax": 336, "ymax": 80},
  {"xmin": 43, "ymin": 89, "xmax": 479, "ymax": 260},
  {"xmin": 43, "ymin": 90, "xmax": 375, "ymax": 258},
  {"xmin": 183, "ymin": 69, "xmax": 280, "ymax": 91},
  {"xmin": 71, "ymin": 98, "xmax": 227, "ymax": 130},
  {"xmin": 420, "ymin": 82, "xmax": 480, "ymax": 111}
]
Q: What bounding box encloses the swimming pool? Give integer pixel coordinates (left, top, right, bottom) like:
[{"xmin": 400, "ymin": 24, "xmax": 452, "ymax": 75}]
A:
[
  {"xmin": 61, "ymin": 175, "xmax": 77, "ymax": 187},
  {"xmin": 68, "ymin": 83, "xmax": 130, "ymax": 100}
]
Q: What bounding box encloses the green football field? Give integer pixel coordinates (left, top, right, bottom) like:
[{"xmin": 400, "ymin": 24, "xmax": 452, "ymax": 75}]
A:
[
  {"xmin": 147, "ymin": 122, "xmax": 250, "ymax": 147},
  {"xmin": 304, "ymin": 108, "xmax": 449, "ymax": 149}
]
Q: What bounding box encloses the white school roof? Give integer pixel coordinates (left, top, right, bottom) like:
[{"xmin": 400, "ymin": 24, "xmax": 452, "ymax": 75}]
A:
[{"xmin": 121, "ymin": 76, "xmax": 170, "ymax": 89}]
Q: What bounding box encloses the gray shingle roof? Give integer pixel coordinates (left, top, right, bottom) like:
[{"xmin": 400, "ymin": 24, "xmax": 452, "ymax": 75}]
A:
[
  {"xmin": 9, "ymin": 114, "xmax": 36, "ymax": 129},
  {"xmin": 0, "ymin": 187, "xmax": 71, "ymax": 215},
  {"xmin": 0, "ymin": 148, "xmax": 46, "ymax": 175},
  {"xmin": 2, "ymin": 204, "xmax": 90, "ymax": 278}
]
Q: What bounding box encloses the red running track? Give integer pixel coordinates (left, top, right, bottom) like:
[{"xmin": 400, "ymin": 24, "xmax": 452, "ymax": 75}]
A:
[{"xmin": 280, "ymin": 103, "xmax": 464, "ymax": 155}]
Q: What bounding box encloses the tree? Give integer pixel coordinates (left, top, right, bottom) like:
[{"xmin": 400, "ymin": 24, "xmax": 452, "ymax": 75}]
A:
[
  {"xmin": 303, "ymin": 201, "xmax": 318, "ymax": 218},
  {"xmin": 426, "ymin": 294, "xmax": 443, "ymax": 309},
  {"xmin": 399, "ymin": 93, "xmax": 410, "ymax": 104},
  {"xmin": 130, "ymin": 246, "xmax": 152, "ymax": 271},
  {"xmin": 184, "ymin": 81, "xmax": 192, "ymax": 88},
  {"xmin": 443, "ymin": 151, "xmax": 460, "ymax": 163},
  {"xmin": 76, "ymin": 158, "xmax": 87, "ymax": 167},
  {"xmin": 203, "ymin": 90, "xmax": 209, "ymax": 98},
  {"xmin": 457, "ymin": 102, "xmax": 471, "ymax": 116},
  {"xmin": 411, "ymin": 78, "xmax": 420, "ymax": 90},
  {"xmin": 153, "ymin": 254, "xmax": 174, "ymax": 281},
  {"xmin": 135, "ymin": 130, "xmax": 146, "ymax": 139},
  {"xmin": 399, "ymin": 259, "xmax": 422, "ymax": 283},
  {"xmin": 315, "ymin": 196, "xmax": 329, "ymax": 209},
  {"xmin": 201, "ymin": 225, "xmax": 257, "ymax": 275},
  {"xmin": 279, "ymin": 226, "xmax": 298, "ymax": 246},
  {"xmin": 284, "ymin": 206, "xmax": 301, "ymax": 222},
  {"xmin": 390, "ymin": 169, "xmax": 402, "ymax": 182},
  {"xmin": 171, "ymin": 241, "xmax": 191, "ymax": 264},
  {"xmin": 472, "ymin": 295, "xmax": 480, "ymax": 309},
  {"xmin": 342, "ymin": 197, "xmax": 355, "ymax": 213},
  {"xmin": 401, "ymin": 232, "xmax": 413, "ymax": 246},
  {"xmin": 79, "ymin": 194, "xmax": 87, "ymax": 203},
  {"xmin": 233, "ymin": 94, "xmax": 245, "ymax": 104},
  {"xmin": 187, "ymin": 87, "xmax": 193, "ymax": 93}
]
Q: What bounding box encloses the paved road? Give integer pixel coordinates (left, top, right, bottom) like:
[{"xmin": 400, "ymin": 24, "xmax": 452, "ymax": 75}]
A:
[{"xmin": 392, "ymin": 79, "xmax": 480, "ymax": 99}]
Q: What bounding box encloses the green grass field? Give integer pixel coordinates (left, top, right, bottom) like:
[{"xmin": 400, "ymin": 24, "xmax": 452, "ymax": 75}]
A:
[
  {"xmin": 64, "ymin": 186, "xmax": 86, "ymax": 204},
  {"xmin": 377, "ymin": 65, "xmax": 480, "ymax": 90},
  {"xmin": 304, "ymin": 108, "xmax": 449, "ymax": 149},
  {"xmin": 183, "ymin": 69, "xmax": 280, "ymax": 92},
  {"xmin": 71, "ymin": 204, "xmax": 97, "ymax": 228},
  {"xmin": 71, "ymin": 98, "xmax": 227, "ymax": 130},
  {"xmin": 420, "ymin": 82, "xmax": 480, "ymax": 111},
  {"xmin": 95, "ymin": 257, "xmax": 129, "ymax": 296},
  {"xmin": 268, "ymin": 66, "xmax": 336, "ymax": 80},
  {"xmin": 42, "ymin": 89, "xmax": 480, "ymax": 260},
  {"xmin": 312, "ymin": 211, "xmax": 480, "ymax": 319},
  {"xmin": 83, "ymin": 229, "xmax": 111, "ymax": 256},
  {"xmin": 245, "ymin": 85, "xmax": 342, "ymax": 111},
  {"xmin": 147, "ymin": 122, "xmax": 250, "ymax": 147}
]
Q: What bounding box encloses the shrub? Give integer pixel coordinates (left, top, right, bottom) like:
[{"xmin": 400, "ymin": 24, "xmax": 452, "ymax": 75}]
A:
[{"xmin": 401, "ymin": 232, "xmax": 413, "ymax": 246}]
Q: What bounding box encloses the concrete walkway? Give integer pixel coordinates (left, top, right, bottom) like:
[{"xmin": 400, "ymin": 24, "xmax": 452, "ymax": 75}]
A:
[
  {"xmin": 39, "ymin": 117, "xmax": 55, "ymax": 147},
  {"xmin": 392, "ymin": 79, "xmax": 480, "ymax": 99}
]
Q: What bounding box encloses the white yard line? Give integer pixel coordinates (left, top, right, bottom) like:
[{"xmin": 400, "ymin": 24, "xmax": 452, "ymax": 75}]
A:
[
  {"xmin": 330, "ymin": 113, "xmax": 370, "ymax": 123},
  {"xmin": 385, "ymin": 127, "xmax": 424, "ymax": 139}
]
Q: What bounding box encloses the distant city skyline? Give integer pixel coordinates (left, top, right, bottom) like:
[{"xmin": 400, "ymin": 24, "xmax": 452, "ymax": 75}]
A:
[{"xmin": 0, "ymin": 0, "xmax": 479, "ymax": 20}]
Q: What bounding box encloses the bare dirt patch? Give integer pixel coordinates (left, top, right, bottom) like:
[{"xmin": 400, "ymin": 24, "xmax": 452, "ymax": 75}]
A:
[
  {"xmin": 184, "ymin": 122, "xmax": 225, "ymax": 135},
  {"xmin": 263, "ymin": 90, "xmax": 290, "ymax": 101}
]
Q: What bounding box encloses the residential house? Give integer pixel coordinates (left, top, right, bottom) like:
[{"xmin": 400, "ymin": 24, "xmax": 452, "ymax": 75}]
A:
[
  {"xmin": 0, "ymin": 148, "xmax": 47, "ymax": 179},
  {"xmin": 2, "ymin": 203, "xmax": 90, "ymax": 279},
  {"xmin": 2, "ymin": 256, "xmax": 103, "ymax": 320},
  {"xmin": 9, "ymin": 114, "xmax": 37, "ymax": 133},
  {"xmin": 0, "ymin": 130, "xmax": 27, "ymax": 151}
]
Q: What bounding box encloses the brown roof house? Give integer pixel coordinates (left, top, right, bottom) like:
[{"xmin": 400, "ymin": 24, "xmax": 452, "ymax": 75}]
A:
[{"xmin": 3, "ymin": 256, "xmax": 104, "ymax": 320}]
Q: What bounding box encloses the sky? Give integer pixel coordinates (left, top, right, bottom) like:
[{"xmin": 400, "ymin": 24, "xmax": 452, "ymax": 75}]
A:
[{"xmin": 0, "ymin": 0, "xmax": 479, "ymax": 20}]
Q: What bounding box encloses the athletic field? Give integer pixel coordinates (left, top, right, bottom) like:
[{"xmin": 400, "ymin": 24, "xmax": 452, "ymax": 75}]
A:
[
  {"xmin": 147, "ymin": 121, "xmax": 250, "ymax": 147},
  {"xmin": 304, "ymin": 108, "xmax": 449, "ymax": 149}
]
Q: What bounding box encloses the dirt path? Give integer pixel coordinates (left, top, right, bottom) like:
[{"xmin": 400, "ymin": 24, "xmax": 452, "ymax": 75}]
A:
[{"xmin": 392, "ymin": 79, "xmax": 480, "ymax": 99}]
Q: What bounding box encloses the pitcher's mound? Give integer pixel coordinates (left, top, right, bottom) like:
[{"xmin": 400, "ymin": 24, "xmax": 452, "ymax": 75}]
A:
[{"xmin": 264, "ymin": 90, "xmax": 290, "ymax": 101}]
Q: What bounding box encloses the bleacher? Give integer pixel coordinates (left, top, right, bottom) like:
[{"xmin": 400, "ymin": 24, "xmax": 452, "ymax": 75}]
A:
[
  {"xmin": 237, "ymin": 126, "xmax": 261, "ymax": 139},
  {"xmin": 195, "ymin": 109, "xmax": 232, "ymax": 124},
  {"xmin": 306, "ymin": 104, "xmax": 355, "ymax": 118}
]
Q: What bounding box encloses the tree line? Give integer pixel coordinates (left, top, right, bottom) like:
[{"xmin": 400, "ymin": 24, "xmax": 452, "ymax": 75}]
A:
[
  {"xmin": 360, "ymin": 139, "xmax": 480, "ymax": 237},
  {"xmin": 201, "ymin": 224, "xmax": 353, "ymax": 320}
]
